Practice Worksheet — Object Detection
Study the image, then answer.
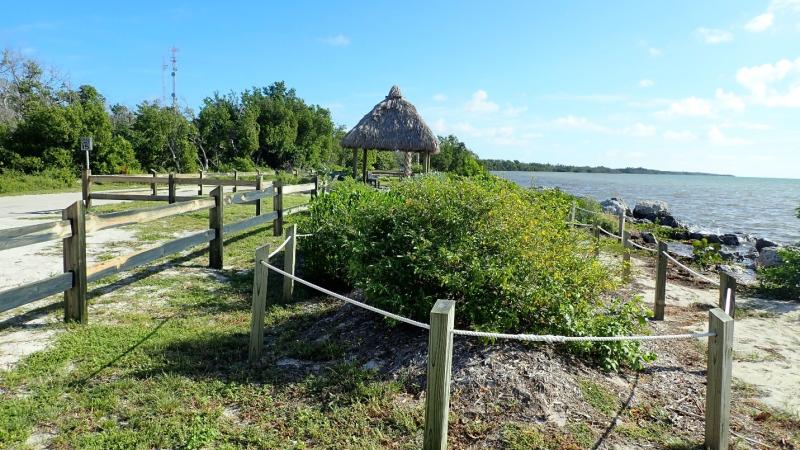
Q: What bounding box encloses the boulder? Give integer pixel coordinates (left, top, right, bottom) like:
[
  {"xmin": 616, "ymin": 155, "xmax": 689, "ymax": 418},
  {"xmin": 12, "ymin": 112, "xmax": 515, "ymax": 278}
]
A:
[
  {"xmin": 757, "ymin": 247, "xmax": 783, "ymax": 268},
  {"xmin": 671, "ymin": 229, "xmax": 690, "ymax": 240},
  {"xmin": 641, "ymin": 232, "xmax": 657, "ymax": 244},
  {"xmin": 658, "ymin": 215, "xmax": 683, "ymax": 228},
  {"xmin": 633, "ymin": 201, "xmax": 669, "ymax": 220},
  {"xmin": 600, "ymin": 198, "xmax": 628, "ymax": 216},
  {"xmin": 720, "ymin": 234, "xmax": 740, "ymax": 246},
  {"xmin": 755, "ymin": 237, "xmax": 778, "ymax": 251}
]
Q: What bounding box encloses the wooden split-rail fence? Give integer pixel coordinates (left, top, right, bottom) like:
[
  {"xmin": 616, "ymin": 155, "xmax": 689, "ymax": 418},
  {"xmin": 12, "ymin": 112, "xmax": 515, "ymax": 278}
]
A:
[{"xmin": 0, "ymin": 177, "xmax": 320, "ymax": 323}]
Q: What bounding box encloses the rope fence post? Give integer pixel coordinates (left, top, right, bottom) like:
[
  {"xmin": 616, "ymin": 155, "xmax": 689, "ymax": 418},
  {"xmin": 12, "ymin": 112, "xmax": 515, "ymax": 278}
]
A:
[
  {"xmin": 705, "ymin": 307, "xmax": 734, "ymax": 450},
  {"xmin": 168, "ymin": 172, "xmax": 176, "ymax": 204},
  {"xmin": 81, "ymin": 168, "xmax": 91, "ymax": 208},
  {"xmin": 621, "ymin": 231, "xmax": 632, "ymax": 280},
  {"xmin": 150, "ymin": 169, "xmax": 157, "ymax": 196},
  {"xmin": 718, "ymin": 271, "xmax": 736, "ymax": 318},
  {"xmin": 618, "ymin": 212, "xmax": 626, "ymax": 239},
  {"xmin": 233, "ymin": 170, "xmax": 239, "ymax": 193},
  {"xmin": 63, "ymin": 201, "xmax": 87, "ymax": 323},
  {"xmin": 312, "ymin": 174, "xmax": 319, "ymax": 199},
  {"xmin": 424, "ymin": 299, "xmax": 455, "ymax": 450},
  {"xmin": 255, "ymin": 174, "xmax": 263, "ymax": 216},
  {"xmin": 570, "ymin": 201, "xmax": 577, "ymax": 226},
  {"xmin": 282, "ymin": 224, "xmax": 297, "ymax": 302},
  {"xmin": 273, "ymin": 181, "xmax": 284, "ymax": 237},
  {"xmin": 249, "ymin": 243, "xmax": 270, "ymax": 363},
  {"xmin": 209, "ymin": 186, "xmax": 224, "ymax": 269},
  {"xmin": 654, "ymin": 242, "xmax": 668, "ymax": 320},
  {"xmin": 198, "ymin": 170, "xmax": 204, "ymax": 195},
  {"xmin": 593, "ymin": 224, "xmax": 600, "ymax": 257}
]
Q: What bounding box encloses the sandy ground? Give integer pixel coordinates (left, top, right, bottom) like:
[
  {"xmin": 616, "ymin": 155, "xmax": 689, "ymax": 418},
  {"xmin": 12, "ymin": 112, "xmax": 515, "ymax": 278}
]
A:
[
  {"xmin": 627, "ymin": 255, "xmax": 800, "ymax": 417},
  {"xmin": 0, "ymin": 187, "xmax": 210, "ymax": 370}
]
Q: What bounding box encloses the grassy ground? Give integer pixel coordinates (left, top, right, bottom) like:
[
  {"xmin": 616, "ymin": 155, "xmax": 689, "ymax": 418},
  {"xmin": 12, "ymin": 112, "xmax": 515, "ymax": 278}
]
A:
[{"xmin": 1, "ymin": 196, "xmax": 798, "ymax": 449}]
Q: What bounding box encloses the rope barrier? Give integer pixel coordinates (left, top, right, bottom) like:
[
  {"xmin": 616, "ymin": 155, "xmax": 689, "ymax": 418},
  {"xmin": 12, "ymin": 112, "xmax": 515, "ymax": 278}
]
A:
[
  {"xmin": 262, "ymin": 261, "xmax": 431, "ymax": 330},
  {"xmin": 662, "ymin": 251, "xmax": 720, "ymax": 286},
  {"xmin": 597, "ymin": 226, "xmax": 622, "ymax": 240},
  {"xmin": 263, "ymin": 259, "xmax": 716, "ymax": 344},
  {"xmin": 295, "ymin": 233, "xmax": 314, "ymax": 238},
  {"xmin": 575, "ymin": 206, "xmax": 606, "ymax": 216},
  {"xmin": 452, "ymin": 328, "xmax": 715, "ymax": 342},
  {"xmin": 627, "ymin": 239, "xmax": 658, "ymax": 253},
  {"xmin": 724, "ymin": 287, "xmax": 732, "ymax": 315},
  {"xmin": 268, "ymin": 235, "xmax": 292, "ymax": 259}
]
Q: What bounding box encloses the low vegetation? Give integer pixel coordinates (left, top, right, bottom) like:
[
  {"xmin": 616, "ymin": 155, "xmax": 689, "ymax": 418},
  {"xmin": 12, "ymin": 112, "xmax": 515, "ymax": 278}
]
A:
[
  {"xmin": 759, "ymin": 247, "xmax": 800, "ymax": 300},
  {"xmin": 300, "ymin": 175, "xmax": 653, "ymax": 370}
]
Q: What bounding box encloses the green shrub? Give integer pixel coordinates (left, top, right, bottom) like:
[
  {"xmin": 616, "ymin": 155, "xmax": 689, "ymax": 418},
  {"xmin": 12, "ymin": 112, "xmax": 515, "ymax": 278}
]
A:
[
  {"xmin": 759, "ymin": 248, "xmax": 800, "ymax": 300},
  {"xmin": 300, "ymin": 175, "xmax": 653, "ymax": 370},
  {"xmin": 574, "ymin": 197, "xmax": 617, "ymax": 232},
  {"xmin": 0, "ymin": 168, "xmax": 76, "ymax": 194},
  {"xmin": 692, "ymin": 238, "xmax": 723, "ymax": 268}
]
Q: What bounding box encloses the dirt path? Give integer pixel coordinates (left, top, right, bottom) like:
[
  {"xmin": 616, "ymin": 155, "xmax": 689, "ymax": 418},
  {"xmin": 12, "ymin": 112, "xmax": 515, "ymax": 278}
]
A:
[{"xmin": 627, "ymin": 254, "xmax": 800, "ymax": 417}]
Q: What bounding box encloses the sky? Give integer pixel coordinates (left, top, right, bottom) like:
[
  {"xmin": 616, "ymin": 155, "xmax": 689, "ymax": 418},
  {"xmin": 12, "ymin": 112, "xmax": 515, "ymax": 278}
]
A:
[{"xmin": 2, "ymin": 0, "xmax": 799, "ymax": 178}]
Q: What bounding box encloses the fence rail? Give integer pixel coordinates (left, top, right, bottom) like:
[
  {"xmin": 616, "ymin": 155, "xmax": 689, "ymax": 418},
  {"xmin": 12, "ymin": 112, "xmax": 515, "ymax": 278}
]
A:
[{"xmin": 0, "ymin": 177, "xmax": 321, "ymax": 321}]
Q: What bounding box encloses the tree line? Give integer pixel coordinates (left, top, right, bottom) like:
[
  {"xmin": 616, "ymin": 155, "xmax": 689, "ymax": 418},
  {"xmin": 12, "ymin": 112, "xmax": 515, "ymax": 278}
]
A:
[
  {"xmin": 480, "ymin": 159, "xmax": 727, "ymax": 176},
  {"xmin": 0, "ymin": 49, "xmax": 356, "ymax": 176}
]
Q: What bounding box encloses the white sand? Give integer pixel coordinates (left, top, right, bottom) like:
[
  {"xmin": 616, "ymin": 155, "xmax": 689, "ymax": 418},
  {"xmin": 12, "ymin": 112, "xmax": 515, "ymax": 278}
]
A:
[{"xmin": 627, "ymin": 255, "xmax": 800, "ymax": 416}]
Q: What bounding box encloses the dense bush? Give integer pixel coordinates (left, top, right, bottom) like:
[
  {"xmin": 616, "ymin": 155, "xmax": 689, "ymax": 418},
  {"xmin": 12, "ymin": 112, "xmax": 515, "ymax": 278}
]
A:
[
  {"xmin": 299, "ymin": 175, "xmax": 653, "ymax": 370},
  {"xmin": 759, "ymin": 248, "xmax": 800, "ymax": 300}
]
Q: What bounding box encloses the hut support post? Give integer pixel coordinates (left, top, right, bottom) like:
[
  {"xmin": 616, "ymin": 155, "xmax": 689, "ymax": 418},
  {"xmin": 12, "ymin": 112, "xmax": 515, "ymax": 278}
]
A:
[
  {"xmin": 352, "ymin": 148, "xmax": 358, "ymax": 179},
  {"xmin": 362, "ymin": 149, "xmax": 368, "ymax": 183}
]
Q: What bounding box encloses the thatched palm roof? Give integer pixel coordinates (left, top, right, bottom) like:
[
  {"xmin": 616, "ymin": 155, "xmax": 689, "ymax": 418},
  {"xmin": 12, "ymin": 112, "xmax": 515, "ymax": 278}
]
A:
[{"xmin": 341, "ymin": 86, "xmax": 440, "ymax": 154}]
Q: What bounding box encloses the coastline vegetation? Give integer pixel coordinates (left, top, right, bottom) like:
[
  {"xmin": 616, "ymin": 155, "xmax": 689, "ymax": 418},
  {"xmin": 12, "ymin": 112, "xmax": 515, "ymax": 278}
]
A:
[
  {"xmin": 481, "ymin": 158, "xmax": 729, "ymax": 176},
  {"xmin": 300, "ymin": 175, "xmax": 654, "ymax": 371}
]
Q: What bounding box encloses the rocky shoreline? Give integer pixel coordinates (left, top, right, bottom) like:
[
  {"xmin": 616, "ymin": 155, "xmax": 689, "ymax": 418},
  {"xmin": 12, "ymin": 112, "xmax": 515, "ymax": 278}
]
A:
[{"xmin": 599, "ymin": 197, "xmax": 793, "ymax": 283}]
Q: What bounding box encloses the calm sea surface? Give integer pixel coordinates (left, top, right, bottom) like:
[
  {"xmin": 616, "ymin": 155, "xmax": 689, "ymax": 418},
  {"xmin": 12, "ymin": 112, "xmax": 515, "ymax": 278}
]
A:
[{"xmin": 494, "ymin": 171, "xmax": 800, "ymax": 245}]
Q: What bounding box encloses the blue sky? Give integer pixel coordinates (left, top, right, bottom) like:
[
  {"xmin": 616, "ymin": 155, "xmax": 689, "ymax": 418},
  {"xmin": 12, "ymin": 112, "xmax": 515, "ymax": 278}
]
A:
[{"xmin": 2, "ymin": 1, "xmax": 799, "ymax": 178}]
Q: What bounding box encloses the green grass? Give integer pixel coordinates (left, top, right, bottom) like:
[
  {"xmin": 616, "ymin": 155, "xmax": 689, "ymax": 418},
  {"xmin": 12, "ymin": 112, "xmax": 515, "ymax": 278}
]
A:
[{"xmin": 578, "ymin": 379, "xmax": 618, "ymax": 416}]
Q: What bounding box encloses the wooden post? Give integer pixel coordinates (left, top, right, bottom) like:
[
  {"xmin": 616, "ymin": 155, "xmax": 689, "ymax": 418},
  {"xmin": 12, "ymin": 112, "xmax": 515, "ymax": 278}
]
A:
[
  {"xmin": 569, "ymin": 201, "xmax": 577, "ymax": 226},
  {"xmin": 249, "ymin": 243, "xmax": 270, "ymax": 363},
  {"xmin": 622, "ymin": 231, "xmax": 631, "ymax": 280},
  {"xmin": 362, "ymin": 148, "xmax": 368, "ymax": 183},
  {"xmin": 705, "ymin": 307, "xmax": 734, "ymax": 450},
  {"xmin": 618, "ymin": 212, "xmax": 626, "ymax": 239},
  {"xmin": 233, "ymin": 170, "xmax": 239, "ymax": 193},
  {"xmin": 150, "ymin": 169, "xmax": 157, "ymax": 195},
  {"xmin": 423, "ymin": 300, "xmax": 455, "ymax": 450},
  {"xmin": 312, "ymin": 174, "xmax": 319, "ymax": 199},
  {"xmin": 283, "ymin": 224, "xmax": 297, "ymax": 302},
  {"xmin": 198, "ymin": 171, "xmax": 204, "ymax": 195},
  {"xmin": 63, "ymin": 201, "xmax": 87, "ymax": 323},
  {"xmin": 352, "ymin": 148, "xmax": 358, "ymax": 179},
  {"xmin": 168, "ymin": 172, "xmax": 176, "ymax": 204},
  {"xmin": 255, "ymin": 174, "xmax": 264, "ymax": 216},
  {"xmin": 81, "ymin": 168, "xmax": 91, "ymax": 208},
  {"xmin": 593, "ymin": 224, "xmax": 600, "ymax": 257},
  {"xmin": 653, "ymin": 241, "xmax": 668, "ymax": 320},
  {"xmin": 273, "ymin": 181, "xmax": 283, "ymax": 237},
  {"xmin": 718, "ymin": 271, "xmax": 737, "ymax": 318},
  {"xmin": 622, "ymin": 230, "xmax": 630, "ymax": 249},
  {"xmin": 209, "ymin": 186, "xmax": 224, "ymax": 269}
]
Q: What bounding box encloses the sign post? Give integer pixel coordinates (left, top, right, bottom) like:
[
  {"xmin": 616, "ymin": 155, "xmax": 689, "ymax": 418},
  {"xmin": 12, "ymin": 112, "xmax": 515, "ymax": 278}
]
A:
[{"xmin": 80, "ymin": 137, "xmax": 92, "ymax": 171}]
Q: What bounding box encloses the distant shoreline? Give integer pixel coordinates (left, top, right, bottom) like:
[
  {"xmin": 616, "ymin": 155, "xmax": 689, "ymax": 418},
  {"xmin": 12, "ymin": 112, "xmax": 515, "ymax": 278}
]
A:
[{"xmin": 482, "ymin": 160, "xmax": 732, "ymax": 176}]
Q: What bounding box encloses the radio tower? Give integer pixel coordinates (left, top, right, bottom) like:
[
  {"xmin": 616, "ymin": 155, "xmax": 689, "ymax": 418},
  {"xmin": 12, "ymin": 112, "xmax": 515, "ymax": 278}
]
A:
[
  {"xmin": 161, "ymin": 56, "xmax": 168, "ymax": 104},
  {"xmin": 170, "ymin": 46, "xmax": 179, "ymax": 110}
]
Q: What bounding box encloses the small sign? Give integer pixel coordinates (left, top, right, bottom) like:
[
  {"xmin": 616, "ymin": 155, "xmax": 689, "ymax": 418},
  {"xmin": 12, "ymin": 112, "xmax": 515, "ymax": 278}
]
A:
[{"xmin": 80, "ymin": 137, "xmax": 93, "ymax": 152}]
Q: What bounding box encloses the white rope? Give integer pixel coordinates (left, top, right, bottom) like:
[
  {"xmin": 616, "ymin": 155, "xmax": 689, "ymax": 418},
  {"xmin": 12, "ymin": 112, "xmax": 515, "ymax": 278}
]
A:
[
  {"xmin": 268, "ymin": 235, "xmax": 292, "ymax": 259},
  {"xmin": 662, "ymin": 251, "xmax": 720, "ymax": 286},
  {"xmin": 597, "ymin": 226, "xmax": 622, "ymax": 240},
  {"xmin": 628, "ymin": 239, "xmax": 658, "ymax": 253},
  {"xmin": 724, "ymin": 288, "xmax": 732, "ymax": 315},
  {"xmin": 262, "ymin": 262, "xmax": 431, "ymax": 330},
  {"xmin": 452, "ymin": 328, "xmax": 714, "ymax": 342},
  {"xmin": 570, "ymin": 222, "xmax": 594, "ymax": 228},
  {"xmin": 295, "ymin": 233, "xmax": 313, "ymax": 238},
  {"xmin": 575, "ymin": 206, "xmax": 605, "ymax": 216}
]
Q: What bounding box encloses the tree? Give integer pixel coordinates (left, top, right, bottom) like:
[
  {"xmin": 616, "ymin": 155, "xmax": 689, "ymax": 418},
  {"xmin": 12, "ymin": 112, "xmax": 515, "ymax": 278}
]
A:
[
  {"xmin": 431, "ymin": 135, "xmax": 485, "ymax": 176},
  {"xmin": 131, "ymin": 102, "xmax": 198, "ymax": 172}
]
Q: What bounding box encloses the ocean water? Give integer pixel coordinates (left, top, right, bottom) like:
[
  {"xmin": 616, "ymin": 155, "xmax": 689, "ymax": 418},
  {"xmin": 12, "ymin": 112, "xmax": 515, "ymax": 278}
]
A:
[{"xmin": 494, "ymin": 171, "xmax": 800, "ymax": 245}]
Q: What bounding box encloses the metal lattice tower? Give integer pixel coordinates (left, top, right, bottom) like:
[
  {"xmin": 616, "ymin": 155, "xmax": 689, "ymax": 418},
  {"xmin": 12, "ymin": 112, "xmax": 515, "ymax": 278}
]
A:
[{"xmin": 170, "ymin": 46, "xmax": 179, "ymax": 110}]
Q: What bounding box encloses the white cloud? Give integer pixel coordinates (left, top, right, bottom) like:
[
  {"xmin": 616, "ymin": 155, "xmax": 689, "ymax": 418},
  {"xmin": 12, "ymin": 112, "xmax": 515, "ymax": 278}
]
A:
[
  {"xmin": 696, "ymin": 27, "xmax": 735, "ymax": 44},
  {"xmin": 625, "ymin": 122, "xmax": 657, "ymax": 137},
  {"xmin": 663, "ymin": 130, "xmax": 698, "ymax": 141},
  {"xmin": 708, "ymin": 126, "xmax": 749, "ymax": 146},
  {"xmin": 715, "ymin": 88, "xmax": 746, "ymax": 112},
  {"xmin": 736, "ymin": 57, "xmax": 800, "ymax": 107},
  {"xmin": 320, "ymin": 34, "xmax": 350, "ymax": 47},
  {"xmin": 639, "ymin": 79, "xmax": 655, "ymax": 88},
  {"xmin": 648, "ymin": 47, "xmax": 662, "ymax": 57},
  {"xmin": 432, "ymin": 93, "xmax": 447, "ymax": 102},
  {"xmin": 464, "ymin": 90, "xmax": 499, "ymax": 113},
  {"xmin": 503, "ymin": 105, "xmax": 528, "ymax": 117},
  {"xmin": 745, "ymin": 12, "xmax": 774, "ymax": 32},
  {"xmin": 659, "ymin": 97, "xmax": 714, "ymax": 117}
]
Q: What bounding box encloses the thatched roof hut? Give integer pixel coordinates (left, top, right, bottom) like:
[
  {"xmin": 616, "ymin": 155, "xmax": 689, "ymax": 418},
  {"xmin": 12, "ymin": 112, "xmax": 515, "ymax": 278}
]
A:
[{"xmin": 341, "ymin": 85, "xmax": 439, "ymax": 181}]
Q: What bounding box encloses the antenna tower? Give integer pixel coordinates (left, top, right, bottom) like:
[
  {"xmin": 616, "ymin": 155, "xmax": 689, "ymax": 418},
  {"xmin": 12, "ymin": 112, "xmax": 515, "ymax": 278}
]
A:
[{"xmin": 170, "ymin": 46, "xmax": 179, "ymax": 110}]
